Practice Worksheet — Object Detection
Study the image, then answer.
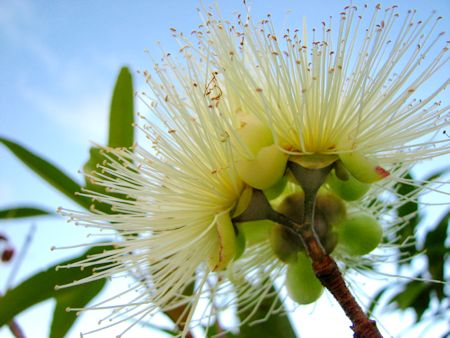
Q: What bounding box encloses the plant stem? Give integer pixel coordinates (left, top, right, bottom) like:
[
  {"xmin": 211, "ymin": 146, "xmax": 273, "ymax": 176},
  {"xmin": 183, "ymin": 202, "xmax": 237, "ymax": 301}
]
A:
[
  {"xmin": 8, "ymin": 320, "xmax": 25, "ymax": 338},
  {"xmin": 269, "ymin": 208, "xmax": 382, "ymax": 337},
  {"xmin": 0, "ymin": 293, "xmax": 25, "ymax": 338},
  {"xmin": 270, "ymin": 163, "xmax": 383, "ymax": 338}
]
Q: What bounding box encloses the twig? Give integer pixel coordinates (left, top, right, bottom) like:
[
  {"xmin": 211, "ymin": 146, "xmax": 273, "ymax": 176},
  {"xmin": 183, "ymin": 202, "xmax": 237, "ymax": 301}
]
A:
[
  {"xmin": 272, "ymin": 163, "xmax": 383, "ymax": 338},
  {"xmin": 8, "ymin": 319, "xmax": 26, "ymax": 338},
  {"xmin": 6, "ymin": 223, "xmax": 36, "ymax": 289}
]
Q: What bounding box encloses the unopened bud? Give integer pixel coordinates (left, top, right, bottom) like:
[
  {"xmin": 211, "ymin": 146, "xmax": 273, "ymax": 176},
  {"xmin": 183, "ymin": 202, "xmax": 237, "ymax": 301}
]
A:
[
  {"xmin": 336, "ymin": 213, "xmax": 383, "ymax": 256},
  {"xmin": 285, "ymin": 252, "xmax": 323, "ymax": 304},
  {"xmin": 236, "ymin": 114, "xmax": 273, "ymax": 156},
  {"xmin": 316, "ymin": 191, "xmax": 347, "ymax": 226},
  {"xmin": 234, "ymin": 229, "xmax": 246, "ymax": 260},
  {"xmin": 269, "ymin": 223, "xmax": 302, "ymax": 263},
  {"xmin": 236, "ymin": 220, "xmax": 273, "ymax": 246},
  {"xmin": 236, "ymin": 144, "xmax": 288, "ymax": 189},
  {"xmin": 334, "ymin": 160, "xmax": 349, "ymax": 181},
  {"xmin": 263, "ymin": 175, "xmax": 288, "ymax": 200},
  {"xmin": 276, "ymin": 191, "xmax": 345, "ymax": 254},
  {"xmin": 339, "ymin": 152, "xmax": 389, "ymax": 183},
  {"xmin": 327, "ymin": 170, "xmax": 370, "ymax": 201}
]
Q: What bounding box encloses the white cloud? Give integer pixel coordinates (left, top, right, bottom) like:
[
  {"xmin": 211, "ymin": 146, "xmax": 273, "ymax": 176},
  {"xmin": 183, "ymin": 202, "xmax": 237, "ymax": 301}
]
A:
[
  {"xmin": 0, "ymin": 0, "xmax": 59, "ymax": 71},
  {"xmin": 18, "ymin": 81, "xmax": 109, "ymax": 144},
  {"xmin": 0, "ymin": 0, "xmax": 117, "ymax": 144}
]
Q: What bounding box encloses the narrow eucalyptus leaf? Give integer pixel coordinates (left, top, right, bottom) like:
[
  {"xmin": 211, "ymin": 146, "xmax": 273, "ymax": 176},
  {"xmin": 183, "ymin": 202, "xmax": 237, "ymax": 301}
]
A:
[
  {"xmin": 0, "ymin": 137, "xmax": 91, "ymax": 210},
  {"xmin": 108, "ymin": 66, "xmax": 134, "ymax": 148},
  {"xmin": 238, "ymin": 285, "xmax": 296, "ymax": 338},
  {"xmin": 50, "ymin": 278, "xmax": 106, "ymax": 338},
  {"xmin": 0, "ymin": 207, "xmax": 52, "ymax": 219},
  {"xmin": 0, "ymin": 245, "xmax": 112, "ymax": 327}
]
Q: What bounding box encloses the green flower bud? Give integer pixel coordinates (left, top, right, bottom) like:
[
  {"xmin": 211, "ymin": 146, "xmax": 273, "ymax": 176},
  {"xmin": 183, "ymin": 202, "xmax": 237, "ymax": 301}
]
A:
[
  {"xmin": 208, "ymin": 213, "xmax": 236, "ymax": 271},
  {"xmin": 236, "ymin": 220, "xmax": 273, "ymax": 246},
  {"xmin": 327, "ymin": 170, "xmax": 370, "ymax": 201},
  {"xmin": 276, "ymin": 191, "xmax": 345, "ymax": 254},
  {"xmin": 339, "ymin": 151, "xmax": 389, "ymax": 183},
  {"xmin": 236, "ymin": 114, "xmax": 273, "ymax": 156},
  {"xmin": 336, "ymin": 213, "xmax": 383, "ymax": 256},
  {"xmin": 316, "ymin": 191, "xmax": 347, "ymax": 226},
  {"xmin": 269, "ymin": 223, "xmax": 302, "ymax": 263},
  {"xmin": 236, "ymin": 144, "xmax": 288, "ymax": 189},
  {"xmin": 234, "ymin": 229, "xmax": 246, "ymax": 260},
  {"xmin": 285, "ymin": 252, "xmax": 323, "ymax": 305},
  {"xmin": 263, "ymin": 175, "xmax": 288, "ymax": 200}
]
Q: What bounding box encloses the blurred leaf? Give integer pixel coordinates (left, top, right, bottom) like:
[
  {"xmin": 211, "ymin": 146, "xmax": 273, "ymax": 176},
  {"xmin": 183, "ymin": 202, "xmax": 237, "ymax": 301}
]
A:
[
  {"xmin": 108, "ymin": 66, "xmax": 134, "ymax": 148},
  {"xmin": 0, "ymin": 206, "xmax": 52, "ymax": 219},
  {"xmin": 0, "ymin": 137, "xmax": 91, "ymax": 210},
  {"xmin": 50, "ymin": 278, "xmax": 106, "ymax": 338},
  {"xmin": 83, "ymin": 146, "xmax": 107, "ymax": 191},
  {"xmin": 82, "ymin": 67, "xmax": 135, "ymax": 214},
  {"xmin": 388, "ymin": 281, "xmax": 430, "ymax": 321},
  {"xmin": 238, "ymin": 285, "xmax": 296, "ymax": 338},
  {"xmin": 367, "ymin": 285, "xmax": 389, "ymax": 315},
  {"xmin": 205, "ymin": 323, "xmax": 238, "ymax": 338},
  {"xmin": 0, "ymin": 245, "xmax": 111, "ymax": 327},
  {"xmin": 424, "ymin": 211, "xmax": 449, "ymax": 300},
  {"xmin": 394, "ymin": 173, "xmax": 420, "ymax": 257}
]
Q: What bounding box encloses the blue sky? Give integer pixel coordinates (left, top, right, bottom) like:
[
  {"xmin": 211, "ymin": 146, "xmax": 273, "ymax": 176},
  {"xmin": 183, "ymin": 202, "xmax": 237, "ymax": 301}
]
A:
[{"xmin": 1, "ymin": 0, "xmax": 449, "ymax": 337}]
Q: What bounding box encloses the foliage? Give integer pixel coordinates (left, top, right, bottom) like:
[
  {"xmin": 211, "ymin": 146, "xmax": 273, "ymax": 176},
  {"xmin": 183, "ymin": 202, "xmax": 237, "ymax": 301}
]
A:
[{"xmin": 369, "ymin": 172, "xmax": 449, "ymax": 333}]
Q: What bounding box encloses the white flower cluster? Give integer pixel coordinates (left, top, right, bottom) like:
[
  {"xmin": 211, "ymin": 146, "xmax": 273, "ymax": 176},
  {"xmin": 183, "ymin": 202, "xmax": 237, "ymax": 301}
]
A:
[{"xmin": 60, "ymin": 4, "xmax": 448, "ymax": 337}]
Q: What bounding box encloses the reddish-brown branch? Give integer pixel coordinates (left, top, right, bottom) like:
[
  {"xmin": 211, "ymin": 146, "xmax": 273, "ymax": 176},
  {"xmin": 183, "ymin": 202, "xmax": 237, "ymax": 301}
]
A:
[
  {"xmin": 271, "ymin": 163, "xmax": 383, "ymax": 337},
  {"xmin": 0, "ymin": 292, "xmax": 25, "ymax": 338},
  {"xmin": 8, "ymin": 320, "xmax": 25, "ymax": 338},
  {"xmin": 271, "ymin": 208, "xmax": 382, "ymax": 337},
  {"xmin": 313, "ymin": 255, "xmax": 382, "ymax": 338}
]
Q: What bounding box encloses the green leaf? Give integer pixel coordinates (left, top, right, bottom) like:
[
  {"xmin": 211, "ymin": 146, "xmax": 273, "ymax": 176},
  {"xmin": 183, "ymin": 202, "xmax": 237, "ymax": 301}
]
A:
[
  {"xmin": 50, "ymin": 278, "xmax": 106, "ymax": 338},
  {"xmin": 0, "ymin": 137, "xmax": 91, "ymax": 210},
  {"xmin": 0, "ymin": 206, "xmax": 52, "ymax": 219},
  {"xmin": 394, "ymin": 173, "xmax": 419, "ymax": 257},
  {"xmin": 237, "ymin": 285, "xmax": 296, "ymax": 338},
  {"xmin": 367, "ymin": 285, "xmax": 389, "ymax": 315},
  {"xmin": 424, "ymin": 211, "xmax": 449, "ymax": 300},
  {"xmin": 388, "ymin": 281, "xmax": 431, "ymax": 321},
  {"xmin": 0, "ymin": 245, "xmax": 112, "ymax": 327},
  {"xmin": 108, "ymin": 66, "xmax": 134, "ymax": 148}
]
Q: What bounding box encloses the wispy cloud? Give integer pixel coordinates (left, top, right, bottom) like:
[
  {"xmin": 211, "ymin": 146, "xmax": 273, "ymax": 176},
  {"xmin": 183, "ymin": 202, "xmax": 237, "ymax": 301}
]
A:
[
  {"xmin": 0, "ymin": 0, "xmax": 121, "ymax": 144},
  {"xmin": 18, "ymin": 82, "xmax": 109, "ymax": 143}
]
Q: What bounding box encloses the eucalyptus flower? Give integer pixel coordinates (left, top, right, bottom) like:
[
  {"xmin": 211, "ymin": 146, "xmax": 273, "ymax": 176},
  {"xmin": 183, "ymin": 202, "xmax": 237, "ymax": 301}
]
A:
[
  {"xmin": 178, "ymin": 4, "xmax": 449, "ymax": 186},
  {"xmin": 58, "ymin": 3, "xmax": 448, "ymax": 337}
]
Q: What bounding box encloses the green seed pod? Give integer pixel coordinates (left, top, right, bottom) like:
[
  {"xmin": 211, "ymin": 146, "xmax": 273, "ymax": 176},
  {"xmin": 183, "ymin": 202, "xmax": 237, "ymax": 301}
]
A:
[
  {"xmin": 269, "ymin": 223, "xmax": 302, "ymax": 263},
  {"xmin": 236, "ymin": 144, "xmax": 288, "ymax": 189},
  {"xmin": 327, "ymin": 170, "xmax": 370, "ymax": 201},
  {"xmin": 336, "ymin": 213, "xmax": 383, "ymax": 256},
  {"xmin": 285, "ymin": 252, "xmax": 323, "ymax": 305},
  {"xmin": 339, "ymin": 151, "xmax": 389, "ymax": 183},
  {"xmin": 208, "ymin": 213, "xmax": 236, "ymax": 271}
]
